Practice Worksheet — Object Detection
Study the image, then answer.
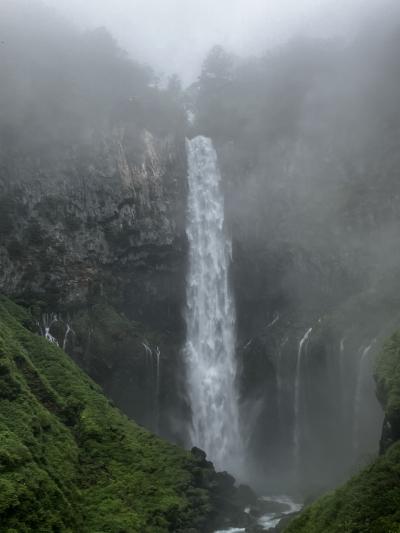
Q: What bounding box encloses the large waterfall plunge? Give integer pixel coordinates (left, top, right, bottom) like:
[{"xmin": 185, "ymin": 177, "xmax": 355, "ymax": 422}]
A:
[{"xmin": 184, "ymin": 136, "xmax": 243, "ymax": 473}]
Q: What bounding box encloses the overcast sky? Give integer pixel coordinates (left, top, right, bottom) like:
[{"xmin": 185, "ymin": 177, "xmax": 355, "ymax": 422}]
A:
[{"xmin": 43, "ymin": 0, "xmax": 382, "ymax": 83}]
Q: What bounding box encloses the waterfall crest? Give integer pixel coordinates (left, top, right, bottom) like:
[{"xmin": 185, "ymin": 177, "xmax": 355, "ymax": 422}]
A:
[{"xmin": 184, "ymin": 136, "xmax": 242, "ymax": 473}]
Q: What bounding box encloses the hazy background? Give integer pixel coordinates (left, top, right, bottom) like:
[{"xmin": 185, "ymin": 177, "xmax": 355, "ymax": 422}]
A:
[{"xmin": 43, "ymin": 0, "xmax": 383, "ymax": 83}]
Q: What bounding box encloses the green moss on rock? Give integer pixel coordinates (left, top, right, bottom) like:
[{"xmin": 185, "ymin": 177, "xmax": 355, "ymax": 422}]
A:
[{"xmin": 0, "ymin": 296, "xmax": 245, "ymax": 532}]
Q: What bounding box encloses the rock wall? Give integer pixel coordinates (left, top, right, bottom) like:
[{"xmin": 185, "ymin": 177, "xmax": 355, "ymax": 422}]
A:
[
  {"xmin": 0, "ymin": 128, "xmax": 187, "ymax": 320},
  {"xmin": 0, "ymin": 127, "xmax": 190, "ymax": 444}
]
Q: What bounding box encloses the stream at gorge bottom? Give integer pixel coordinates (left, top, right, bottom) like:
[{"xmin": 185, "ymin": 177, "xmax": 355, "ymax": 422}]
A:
[{"xmin": 215, "ymin": 495, "xmax": 302, "ymax": 532}]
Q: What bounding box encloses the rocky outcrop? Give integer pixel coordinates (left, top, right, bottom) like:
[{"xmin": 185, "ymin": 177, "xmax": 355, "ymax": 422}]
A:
[
  {"xmin": 0, "ymin": 128, "xmax": 187, "ymax": 323},
  {"xmin": 0, "ymin": 127, "xmax": 191, "ymax": 443}
]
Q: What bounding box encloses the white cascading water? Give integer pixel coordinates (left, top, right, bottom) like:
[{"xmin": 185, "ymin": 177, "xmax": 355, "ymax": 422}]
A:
[
  {"xmin": 277, "ymin": 336, "xmax": 289, "ymax": 433},
  {"xmin": 353, "ymin": 343, "xmax": 372, "ymax": 454},
  {"xmin": 154, "ymin": 346, "xmax": 161, "ymax": 433},
  {"xmin": 40, "ymin": 313, "xmax": 59, "ymax": 346},
  {"xmin": 142, "ymin": 341, "xmax": 161, "ymax": 433},
  {"xmin": 184, "ymin": 136, "xmax": 242, "ymax": 473},
  {"xmin": 63, "ymin": 323, "xmax": 73, "ymax": 351},
  {"xmin": 339, "ymin": 337, "xmax": 347, "ymax": 415},
  {"xmin": 293, "ymin": 327, "xmax": 312, "ymax": 474},
  {"xmin": 339, "ymin": 337, "xmax": 346, "ymax": 376}
]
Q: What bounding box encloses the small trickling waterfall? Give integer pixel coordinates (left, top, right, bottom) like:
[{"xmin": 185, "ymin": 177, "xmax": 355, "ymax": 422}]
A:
[
  {"xmin": 39, "ymin": 313, "xmax": 59, "ymax": 345},
  {"xmin": 266, "ymin": 313, "xmax": 280, "ymax": 329},
  {"xmin": 154, "ymin": 346, "xmax": 161, "ymax": 433},
  {"xmin": 39, "ymin": 314, "xmax": 74, "ymax": 350},
  {"xmin": 339, "ymin": 337, "xmax": 347, "ymax": 415},
  {"xmin": 293, "ymin": 327, "xmax": 312, "ymax": 474},
  {"xmin": 62, "ymin": 323, "xmax": 73, "ymax": 351},
  {"xmin": 184, "ymin": 136, "xmax": 242, "ymax": 473},
  {"xmin": 339, "ymin": 337, "xmax": 346, "ymax": 375},
  {"xmin": 277, "ymin": 335, "xmax": 289, "ymax": 432},
  {"xmin": 353, "ymin": 343, "xmax": 373, "ymax": 455},
  {"xmin": 142, "ymin": 341, "xmax": 161, "ymax": 433}
]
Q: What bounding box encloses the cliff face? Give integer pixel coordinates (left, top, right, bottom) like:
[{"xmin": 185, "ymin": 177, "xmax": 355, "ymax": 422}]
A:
[
  {"xmin": 0, "ymin": 127, "xmax": 191, "ymax": 443},
  {"xmin": 237, "ymin": 279, "xmax": 400, "ymax": 493},
  {"xmin": 0, "ymin": 128, "xmax": 187, "ymax": 316},
  {"xmin": 1, "ymin": 124, "xmax": 395, "ymax": 487}
]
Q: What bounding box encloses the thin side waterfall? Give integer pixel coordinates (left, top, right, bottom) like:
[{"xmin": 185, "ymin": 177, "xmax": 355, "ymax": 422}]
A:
[
  {"xmin": 277, "ymin": 335, "xmax": 289, "ymax": 431},
  {"xmin": 293, "ymin": 327, "xmax": 312, "ymax": 474},
  {"xmin": 40, "ymin": 313, "xmax": 59, "ymax": 346},
  {"xmin": 154, "ymin": 346, "xmax": 161, "ymax": 433},
  {"xmin": 339, "ymin": 337, "xmax": 347, "ymax": 416},
  {"xmin": 63, "ymin": 323, "xmax": 74, "ymax": 351},
  {"xmin": 142, "ymin": 341, "xmax": 161, "ymax": 433},
  {"xmin": 339, "ymin": 337, "xmax": 345, "ymax": 375},
  {"xmin": 353, "ymin": 343, "xmax": 372, "ymax": 455},
  {"xmin": 266, "ymin": 313, "xmax": 280, "ymax": 329},
  {"xmin": 184, "ymin": 135, "xmax": 243, "ymax": 473}
]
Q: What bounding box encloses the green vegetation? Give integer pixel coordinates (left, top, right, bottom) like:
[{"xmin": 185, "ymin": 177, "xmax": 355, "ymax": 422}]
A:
[
  {"xmin": 285, "ymin": 442, "xmax": 400, "ymax": 533},
  {"xmin": 285, "ymin": 330, "xmax": 400, "ymax": 533},
  {"xmin": 0, "ymin": 296, "xmax": 237, "ymax": 532}
]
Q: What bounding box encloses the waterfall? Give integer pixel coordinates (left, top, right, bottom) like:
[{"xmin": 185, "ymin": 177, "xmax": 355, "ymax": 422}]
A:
[
  {"xmin": 62, "ymin": 323, "xmax": 73, "ymax": 351},
  {"xmin": 339, "ymin": 337, "xmax": 345, "ymax": 374},
  {"xmin": 40, "ymin": 313, "xmax": 59, "ymax": 346},
  {"xmin": 277, "ymin": 335, "xmax": 289, "ymax": 432},
  {"xmin": 39, "ymin": 314, "xmax": 75, "ymax": 349},
  {"xmin": 293, "ymin": 327, "xmax": 312, "ymax": 475},
  {"xmin": 266, "ymin": 313, "xmax": 280, "ymax": 330},
  {"xmin": 353, "ymin": 343, "xmax": 372, "ymax": 455},
  {"xmin": 142, "ymin": 341, "xmax": 161, "ymax": 433},
  {"xmin": 339, "ymin": 337, "xmax": 346, "ymax": 416},
  {"xmin": 184, "ymin": 136, "xmax": 242, "ymax": 473},
  {"xmin": 154, "ymin": 346, "xmax": 161, "ymax": 433}
]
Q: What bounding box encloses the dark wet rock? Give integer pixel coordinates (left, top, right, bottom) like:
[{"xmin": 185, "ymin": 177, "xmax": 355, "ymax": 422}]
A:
[{"xmin": 189, "ymin": 447, "xmax": 257, "ymax": 532}]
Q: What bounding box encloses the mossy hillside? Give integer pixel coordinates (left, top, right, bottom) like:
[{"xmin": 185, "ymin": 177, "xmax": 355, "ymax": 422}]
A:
[
  {"xmin": 0, "ymin": 296, "xmax": 242, "ymax": 532},
  {"xmin": 284, "ymin": 441, "xmax": 400, "ymax": 533},
  {"xmin": 284, "ymin": 329, "xmax": 400, "ymax": 533}
]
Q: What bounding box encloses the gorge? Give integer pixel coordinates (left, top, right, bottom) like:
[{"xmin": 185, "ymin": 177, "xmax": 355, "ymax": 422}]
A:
[{"xmin": 1, "ymin": 0, "xmax": 400, "ymax": 531}]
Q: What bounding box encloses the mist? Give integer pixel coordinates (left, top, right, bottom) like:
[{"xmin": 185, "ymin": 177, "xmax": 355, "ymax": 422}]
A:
[
  {"xmin": 1, "ymin": 0, "xmax": 400, "ymax": 530},
  {"xmin": 43, "ymin": 0, "xmax": 385, "ymax": 83}
]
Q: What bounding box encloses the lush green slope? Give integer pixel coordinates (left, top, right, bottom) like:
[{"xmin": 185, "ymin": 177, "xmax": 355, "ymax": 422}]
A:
[
  {"xmin": 285, "ymin": 330, "xmax": 400, "ymax": 533},
  {"xmin": 284, "ymin": 442, "xmax": 400, "ymax": 533},
  {"xmin": 0, "ymin": 297, "xmax": 245, "ymax": 532}
]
